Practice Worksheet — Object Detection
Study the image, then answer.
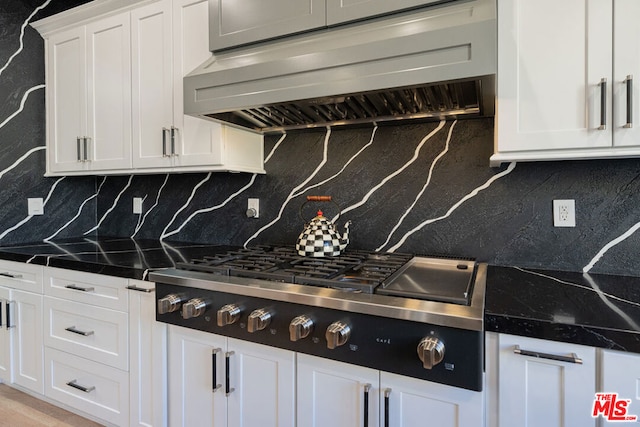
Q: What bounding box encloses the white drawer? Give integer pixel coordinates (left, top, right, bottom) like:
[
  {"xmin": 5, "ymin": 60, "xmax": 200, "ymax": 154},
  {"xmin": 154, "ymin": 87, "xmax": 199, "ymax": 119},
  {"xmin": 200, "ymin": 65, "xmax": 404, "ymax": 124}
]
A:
[
  {"xmin": 0, "ymin": 260, "xmax": 43, "ymax": 293},
  {"xmin": 44, "ymin": 296, "xmax": 128, "ymax": 371},
  {"xmin": 45, "ymin": 347, "xmax": 128, "ymax": 427},
  {"xmin": 44, "ymin": 267, "xmax": 128, "ymax": 311}
]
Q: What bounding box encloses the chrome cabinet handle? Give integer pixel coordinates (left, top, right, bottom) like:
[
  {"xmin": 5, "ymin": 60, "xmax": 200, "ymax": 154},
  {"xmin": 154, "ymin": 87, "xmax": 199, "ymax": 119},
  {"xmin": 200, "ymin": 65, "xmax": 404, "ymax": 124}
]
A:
[
  {"xmin": 170, "ymin": 126, "xmax": 176, "ymax": 156},
  {"xmin": 66, "ymin": 379, "xmax": 95, "ymax": 393},
  {"xmin": 225, "ymin": 351, "xmax": 235, "ymax": 395},
  {"xmin": 212, "ymin": 348, "xmax": 222, "ymax": 392},
  {"xmin": 77, "ymin": 137, "xmax": 82, "ymax": 161},
  {"xmin": 599, "ymin": 78, "xmax": 607, "ymax": 130},
  {"xmin": 513, "ymin": 345, "xmax": 583, "ymax": 364},
  {"xmin": 162, "ymin": 127, "xmax": 170, "ymax": 157},
  {"xmin": 625, "ymin": 75, "xmax": 633, "ymax": 128},
  {"xmin": 126, "ymin": 285, "xmax": 153, "ymax": 293},
  {"xmin": 65, "ymin": 326, "xmax": 94, "ymax": 336},
  {"xmin": 384, "ymin": 388, "xmax": 391, "ymax": 427},
  {"xmin": 64, "ymin": 284, "xmax": 95, "ymax": 292},
  {"xmin": 363, "ymin": 383, "xmax": 371, "ymax": 427},
  {"xmin": 83, "ymin": 137, "xmax": 90, "ymax": 162},
  {"xmin": 0, "ymin": 301, "xmax": 3, "ymax": 328},
  {"xmin": 0, "ymin": 272, "xmax": 22, "ymax": 279}
]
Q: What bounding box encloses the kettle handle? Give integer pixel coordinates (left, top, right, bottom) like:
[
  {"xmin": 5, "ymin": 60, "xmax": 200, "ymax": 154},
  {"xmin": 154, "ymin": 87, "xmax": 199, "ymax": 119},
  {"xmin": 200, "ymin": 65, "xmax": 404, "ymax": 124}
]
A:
[{"xmin": 300, "ymin": 196, "xmax": 341, "ymax": 222}]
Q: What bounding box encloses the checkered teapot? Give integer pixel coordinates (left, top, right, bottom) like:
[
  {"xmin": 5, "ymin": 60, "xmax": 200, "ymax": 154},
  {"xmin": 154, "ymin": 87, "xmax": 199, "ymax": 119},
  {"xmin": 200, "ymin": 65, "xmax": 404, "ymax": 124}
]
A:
[{"xmin": 295, "ymin": 196, "xmax": 351, "ymax": 257}]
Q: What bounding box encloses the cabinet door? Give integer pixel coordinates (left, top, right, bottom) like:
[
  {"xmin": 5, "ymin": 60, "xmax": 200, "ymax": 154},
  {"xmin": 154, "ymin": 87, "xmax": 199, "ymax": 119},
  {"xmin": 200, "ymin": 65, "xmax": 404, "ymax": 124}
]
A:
[
  {"xmin": 209, "ymin": 0, "xmax": 326, "ymax": 51},
  {"xmin": 168, "ymin": 326, "xmax": 227, "ymax": 427},
  {"xmin": 498, "ymin": 334, "xmax": 596, "ymax": 427},
  {"xmin": 601, "ymin": 349, "xmax": 640, "ymax": 425},
  {"xmin": 497, "ymin": 0, "xmax": 612, "ymax": 153},
  {"xmin": 12, "ymin": 290, "xmax": 44, "ymax": 395},
  {"xmin": 0, "ymin": 289, "xmax": 12, "ymax": 383},
  {"xmin": 380, "ymin": 371, "xmax": 483, "ymax": 427},
  {"xmin": 47, "ymin": 26, "xmax": 87, "ymax": 174},
  {"xmin": 172, "ymin": 0, "xmax": 227, "ymax": 168},
  {"xmin": 613, "ymin": 0, "xmax": 640, "ymax": 147},
  {"xmin": 326, "ymin": 0, "xmax": 447, "ymax": 25},
  {"xmin": 129, "ymin": 281, "xmax": 167, "ymax": 427},
  {"xmin": 85, "ymin": 13, "xmax": 132, "ymax": 171},
  {"xmin": 297, "ymin": 354, "xmax": 379, "ymax": 427},
  {"xmin": 131, "ymin": 0, "xmax": 175, "ymax": 169},
  {"xmin": 226, "ymin": 338, "xmax": 295, "ymax": 427}
]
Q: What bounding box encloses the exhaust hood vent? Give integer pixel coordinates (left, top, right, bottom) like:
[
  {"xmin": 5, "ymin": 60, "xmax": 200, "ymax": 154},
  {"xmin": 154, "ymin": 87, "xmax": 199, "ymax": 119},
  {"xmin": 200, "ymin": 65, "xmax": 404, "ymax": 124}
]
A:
[
  {"xmin": 185, "ymin": 0, "xmax": 496, "ymax": 134},
  {"xmin": 205, "ymin": 77, "xmax": 494, "ymax": 133}
]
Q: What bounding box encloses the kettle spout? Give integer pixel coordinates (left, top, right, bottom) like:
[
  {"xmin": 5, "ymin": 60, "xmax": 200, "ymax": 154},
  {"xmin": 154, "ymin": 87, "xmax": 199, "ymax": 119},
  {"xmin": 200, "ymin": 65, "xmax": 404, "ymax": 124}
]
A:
[{"xmin": 339, "ymin": 220, "xmax": 352, "ymax": 250}]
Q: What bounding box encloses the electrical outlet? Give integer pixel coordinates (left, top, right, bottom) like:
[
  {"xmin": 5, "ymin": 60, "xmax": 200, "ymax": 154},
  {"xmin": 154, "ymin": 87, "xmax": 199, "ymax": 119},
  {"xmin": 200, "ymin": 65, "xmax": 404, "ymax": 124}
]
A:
[
  {"xmin": 553, "ymin": 199, "xmax": 576, "ymax": 227},
  {"xmin": 27, "ymin": 198, "xmax": 44, "ymax": 215},
  {"xmin": 247, "ymin": 198, "xmax": 259, "ymax": 218},
  {"xmin": 133, "ymin": 197, "xmax": 143, "ymax": 214}
]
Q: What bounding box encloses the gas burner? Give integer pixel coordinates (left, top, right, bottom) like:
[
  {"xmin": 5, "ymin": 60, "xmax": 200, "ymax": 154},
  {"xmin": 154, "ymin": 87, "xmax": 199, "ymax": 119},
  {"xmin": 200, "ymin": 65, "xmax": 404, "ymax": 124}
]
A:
[{"xmin": 176, "ymin": 246, "xmax": 414, "ymax": 293}]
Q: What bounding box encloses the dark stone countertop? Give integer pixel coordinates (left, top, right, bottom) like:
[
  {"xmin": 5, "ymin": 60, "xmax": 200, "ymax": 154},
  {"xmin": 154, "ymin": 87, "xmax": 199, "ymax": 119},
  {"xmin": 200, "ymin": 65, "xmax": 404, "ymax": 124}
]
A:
[
  {"xmin": 1, "ymin": 238, "xmax": 639, "ymax": 353},
  {"xmin": 0, "ymin": 237, "xmax": 235, "ymax": 280},
  {"xmin": 486, "ymin": 266, "xmax": 640, "ymax": 353}
]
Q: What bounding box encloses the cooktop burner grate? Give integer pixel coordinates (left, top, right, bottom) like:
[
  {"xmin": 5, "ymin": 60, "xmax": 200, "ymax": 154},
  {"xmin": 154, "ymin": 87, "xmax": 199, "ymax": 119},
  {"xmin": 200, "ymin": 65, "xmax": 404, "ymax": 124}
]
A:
[{"xmin": 176, "ymin": 246, "xmax": 413, "ymax": 293}]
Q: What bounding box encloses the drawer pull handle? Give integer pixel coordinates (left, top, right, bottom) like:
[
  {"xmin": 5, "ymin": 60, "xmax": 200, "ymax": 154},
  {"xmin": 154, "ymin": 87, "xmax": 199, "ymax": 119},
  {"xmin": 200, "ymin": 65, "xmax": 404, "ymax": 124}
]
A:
[
  {"xmin": 65, "ymin": 284, "xmax": 95, "ymax": 292},
  {"xmin": 363, "ymin": 383, "xmax": 371, "ymax": 427},
  {"xmin": 598, "ymin": 78, "xmax": 607, "ymax": 130},
  {"xmin": 0, "ymin": 272, "xmax": 22, "ymax": 279},
  {"xmin": 65, "ymin": 326, "xmax": 94, "ymax": 336},
  {"xmin": 66, "ymin": 380, "xmax": 95, "ymax": 393},
  {"xmin": 513, "ymin": 345, "xmax": 582, "ymax": 364},
  {"xmin": 384, "ymin": 388, "xmax": 391, "ymax": 427},
  {"xmin": 126, "ymin": 285, "xmax": 154, "ymax": 293}
]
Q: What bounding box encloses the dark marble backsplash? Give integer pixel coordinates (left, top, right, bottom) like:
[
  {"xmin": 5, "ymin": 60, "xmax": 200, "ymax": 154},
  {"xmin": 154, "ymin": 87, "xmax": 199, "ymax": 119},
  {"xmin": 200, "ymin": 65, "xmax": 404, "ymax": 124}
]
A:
[{"xmin": 1, "ymin": 1, "xmax": 640, "ymax": 277}]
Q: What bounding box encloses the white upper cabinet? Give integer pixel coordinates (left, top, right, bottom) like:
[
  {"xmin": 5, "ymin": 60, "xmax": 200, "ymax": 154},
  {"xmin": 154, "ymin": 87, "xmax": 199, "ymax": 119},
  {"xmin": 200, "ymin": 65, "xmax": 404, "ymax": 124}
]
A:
[
  {"xmin": 47, "ymin": 12, "xmax": 132, "ymax": 174},
  {"xmin": 493, "ymin": 0, "xmax": 640, "ymax": 165},
  {"xmin": 35, "ymin": 0, "xmax": 265, "ymax": 176}
]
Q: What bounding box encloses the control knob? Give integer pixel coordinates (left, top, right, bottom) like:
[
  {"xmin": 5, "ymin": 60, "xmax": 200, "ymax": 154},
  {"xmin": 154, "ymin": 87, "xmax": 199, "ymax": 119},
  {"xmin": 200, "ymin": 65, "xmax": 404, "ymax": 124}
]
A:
[
  {"xmin": 289, "ymin": 315, "xmax": 314, "ymax": 341},
  {"xmin": 217, "ymin": 304, "xmax": 242, "ymax": 327},
  {"xmin": 325, "ymin": 321, "xmax": 351, "ymax": 349},
  {"xmin": 157, "ymin": 293, "xmax": 187, "ymax": 314},
  {"xmin": 417, "ymin": 336, "xmax": 445, "ymax": 369},
  {"xmin": 181, "ymin": 298, "xmax": 209, "ymax": 319},
  {"xmin": 247, "ymin": 308, "xmax": 272, "ymax": 333}
]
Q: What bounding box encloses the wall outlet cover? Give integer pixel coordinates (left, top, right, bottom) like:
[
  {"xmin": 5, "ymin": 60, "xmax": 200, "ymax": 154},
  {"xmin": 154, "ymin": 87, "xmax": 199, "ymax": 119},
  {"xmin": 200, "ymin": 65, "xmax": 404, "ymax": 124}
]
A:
[
  {"xmin": 553, "ymin": 199, "xmax": 576, "ymax": 227},
  {"xmin": 27, "ymin": 198, "xmax": 44, "ymax": 216}
]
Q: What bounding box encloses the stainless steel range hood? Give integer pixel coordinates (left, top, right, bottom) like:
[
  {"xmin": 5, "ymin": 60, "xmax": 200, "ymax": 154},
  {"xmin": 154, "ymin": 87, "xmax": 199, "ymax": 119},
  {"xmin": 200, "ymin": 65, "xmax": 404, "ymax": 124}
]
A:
[{"xmin": 184, "ymin": 0, "xmax": 496, "ymax": 133}]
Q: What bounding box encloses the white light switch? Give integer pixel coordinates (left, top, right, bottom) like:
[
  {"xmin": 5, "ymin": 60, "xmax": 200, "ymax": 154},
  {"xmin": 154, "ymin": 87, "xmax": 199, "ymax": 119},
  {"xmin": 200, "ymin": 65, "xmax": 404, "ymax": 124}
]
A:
[
  {"xmin": 28, "ymin": 198, "xmax": 44, "ymax": 215},
  {"xmin": 133, "ymin": 197, "xmax": 143, "ymax": 214}
]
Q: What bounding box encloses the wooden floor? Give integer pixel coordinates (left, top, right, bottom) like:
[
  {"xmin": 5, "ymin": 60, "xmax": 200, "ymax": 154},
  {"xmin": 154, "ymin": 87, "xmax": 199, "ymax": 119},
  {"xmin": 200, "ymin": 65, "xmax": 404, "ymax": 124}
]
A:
[{"xmin": 0, "ymin": 384, "xmax": 104, "ymax": 427}]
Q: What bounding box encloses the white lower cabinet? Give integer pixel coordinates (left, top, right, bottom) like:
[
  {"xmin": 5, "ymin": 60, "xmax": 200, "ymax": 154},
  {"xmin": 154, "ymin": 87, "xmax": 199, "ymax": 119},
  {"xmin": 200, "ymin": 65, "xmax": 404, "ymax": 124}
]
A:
[
  {"xmin": 600, "ymin": 349, "xmax": 640, "ymax": 425},
  {"xmin": 168, "ymin": 325, "xmax": 296, "ymax": 427},
  {"xmin": 0, "ymin": 261, "xmax": 45, "ymax": 394},
  {"xmin": 45, "ymin": 347, "xmax": 129, "ymax": 426},
  {"xmin": 297, "ymin": 354, "xmax": 483, "ymax": 427},
  {"xmin": 489, "ymin": 333, "xmax": 597, "ymax": 427}
]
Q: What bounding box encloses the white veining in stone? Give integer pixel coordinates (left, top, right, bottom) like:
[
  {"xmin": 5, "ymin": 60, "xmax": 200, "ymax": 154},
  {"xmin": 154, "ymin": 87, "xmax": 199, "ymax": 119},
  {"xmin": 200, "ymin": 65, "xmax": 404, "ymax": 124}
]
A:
[
  {"xmin": 163, "ymin": 173, "xmax": 258, "ymax": 240},
  {"xmin": 0, "ymin": 0, "xmax": 52, "ymax": 78},
  {"xmin": 387, "ymin": 162, "xmax": 517, "ymax": 252},
  {"xmin": 377, "ymin": 121, "xmax": 456, "ymax": 251},
  {"xmin": 0, "ymin": 84, "xmax": 45, "ymax": 130},
  {"xmin": 44, "ymin": 176, "xmax": 107, "ymax": 242},
  {"xmin": 160, "ymin": 173, "xmax": 212, "ymax": 241},
  {"xmin": 132, "ymin": 174, "xmax": 169, "ymax": 238},
  {"xmin": 264, "ymin": 133, "xmax": 287, "ymax": 164},
  {"xmin": 0, "ymin": 176, "xmax": 65, "ymax": 241},
  {"xmin": 583, "ymin": 220, "xmax": 640, "ymax": 273},
  {"xmin": 583, "ymin": 273, "xmax": 640, "ymax": 331},
  {"xmin": 292, "ymin": 126, "xmax": 377, "ymax": 199},
  {"xmin": 244, "ymin": 128, "xmax": 331, "ymax": 247},
  {"xmin": 332, "ymin": 121, "xmax": 446, "ymax": 224},
  {"xmin": 515, "ymin": 267, "xmax": 640, "ymax": 309},
  {"xmin": 84, "ymin": 175, "xmax": 133, "ymax": 235},
  {"xmin": 0, "ymin": 146, "xmax": 45, "ymax": 180}
]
